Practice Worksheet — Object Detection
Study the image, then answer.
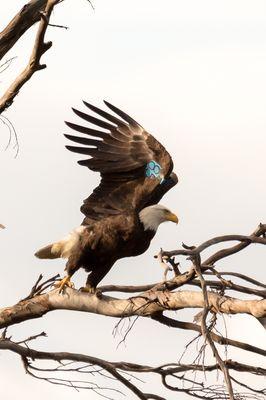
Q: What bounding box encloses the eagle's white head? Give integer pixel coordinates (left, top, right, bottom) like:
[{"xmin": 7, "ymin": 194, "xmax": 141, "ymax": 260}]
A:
[{"xmin": 139, "ymin": 204, "xmax": 178, "ymax": 232}]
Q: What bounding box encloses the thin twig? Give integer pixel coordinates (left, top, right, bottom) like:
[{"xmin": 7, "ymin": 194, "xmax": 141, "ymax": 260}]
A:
[
  {"xmin": 0, "ymin": 57, "xmax": 17, "ymax": 73},
  {"xmin": 48, "ymin": 23, "xmax": 69, "ymax": 29}
]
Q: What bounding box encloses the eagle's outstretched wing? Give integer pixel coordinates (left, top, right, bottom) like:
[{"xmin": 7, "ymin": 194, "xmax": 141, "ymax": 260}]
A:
[{"xmin": 65, "ymin": 101, "xmax": 175, "ymax": 221}]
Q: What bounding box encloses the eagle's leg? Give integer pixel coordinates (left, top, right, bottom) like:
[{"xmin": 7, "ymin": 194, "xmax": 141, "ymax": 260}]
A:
[
  {"xmin": 80, "ymin": 264, "xmax": 113, "ymax": 294},
  {"xmin": 55, "ymin": 254, "xmax": 81, "ymax": 293}
]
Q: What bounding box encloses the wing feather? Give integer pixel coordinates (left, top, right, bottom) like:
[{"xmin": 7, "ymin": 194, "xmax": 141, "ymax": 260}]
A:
[
  {"xmin": 64, "ymin": 121, "xmax": 106, "ymax": 139},
  {"xmin": 83, "ymin": 101, "xmax": 127, "ymax": 127},
  {"xmin": 104, "ymin": 100, "xmax": 140, "ymax": 128},
  {"xmin": 72, "ymin": 108, "xmax": 116, "ymax": 131},
  {"xmin": 64, "ymin": 134, "xmax": 100, "ymax": 147}
]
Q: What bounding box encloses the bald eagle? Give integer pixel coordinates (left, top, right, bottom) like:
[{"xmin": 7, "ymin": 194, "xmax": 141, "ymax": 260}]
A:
[{"xmin": 35, "ymin": 101, "xmax": 178, "ymax": 292}]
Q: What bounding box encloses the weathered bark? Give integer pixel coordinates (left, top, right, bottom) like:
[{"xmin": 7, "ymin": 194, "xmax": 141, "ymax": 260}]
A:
[
  {"xmin": 0, "ymin": 0, "xmax": 61, "ymax": 113},
  {"xmin": 0, "ymin": 287, "xmax": 265, "ymax": 330},
  {"xmin": 0, "ymin": 0, "xmax": 47, "ymax": 62}
]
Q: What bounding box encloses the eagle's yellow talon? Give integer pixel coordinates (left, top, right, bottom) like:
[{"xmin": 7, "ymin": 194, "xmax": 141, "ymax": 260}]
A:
[
  {"xmin": 79, "ymin": 285, "xmax": 96, "ymax": 294},
  {"xmin": 54, "ymin": 275, "xmax": 74, "ymax": 293},
  {"xmin": 79, "ymin": 285, "xmax": 102, "ymax": 297}
]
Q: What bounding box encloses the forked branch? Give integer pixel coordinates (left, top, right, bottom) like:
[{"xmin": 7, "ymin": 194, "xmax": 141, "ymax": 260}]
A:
[
  {"xmin": 0, "ymin": 0, "xmax": 62, "ymax": 114},
  {"xmin": 0, "ymin": 0, "xmax": 47, "ymax": 62},
  {"xmin": 0, "ymin": 336, "xmax": 265, "ymax": 400}
]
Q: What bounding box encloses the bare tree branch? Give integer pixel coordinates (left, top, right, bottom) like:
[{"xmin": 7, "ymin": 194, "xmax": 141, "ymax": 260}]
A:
[
  {"xmin": 193, "ymin": 253, "xmax": 234, "ymax": 400},
  {"xmin": 100, "ymin": 278, "xmax": 266, "ymax": 298},
  {"xmin": 0, "ymin": 0, "xmax": 47, "ymax": 62},
  {"xmin": 0, "ymin": 0, "xmax": 62, "ymax": 113},
  {"xmin": 0, "ymin": 337, "xmax": 264, "ymax": 400},
  {"xmin": 0, "ymin": 57, "xmax": 17, "ymax": 73},
  {"xmin": 151, "ymin": 313, "xmax": 265, "ymax": 356},
  {"xmin": 204, "ymin": 271, "xmax": 266, "ymax": 289},
  {"xmin": 163, "ymin": 233, "xmax": 266, "ymax": 259},
  {"xmin": 204, "ymin": 223, "xmax": 266, "ymax": 265},
  {"xmin": 0, "ymin": 287, "xmax": 265, "ymax": 331}
]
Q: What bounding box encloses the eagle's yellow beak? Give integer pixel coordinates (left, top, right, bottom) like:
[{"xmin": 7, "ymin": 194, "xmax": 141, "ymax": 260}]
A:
[{"xmin": 165, "ymin": 211, "xmax": 179, "ymax": 224}]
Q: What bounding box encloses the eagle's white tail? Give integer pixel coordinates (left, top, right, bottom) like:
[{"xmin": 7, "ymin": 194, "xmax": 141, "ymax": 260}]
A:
[{"xmin": 35, "ymin": 226, "xmax": 86, "ymax": 260}]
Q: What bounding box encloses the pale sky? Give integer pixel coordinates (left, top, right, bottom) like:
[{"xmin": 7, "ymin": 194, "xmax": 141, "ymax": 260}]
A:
[{"xmin": 0, "ymin": 1, "xmax": 266, "ymax": 399}]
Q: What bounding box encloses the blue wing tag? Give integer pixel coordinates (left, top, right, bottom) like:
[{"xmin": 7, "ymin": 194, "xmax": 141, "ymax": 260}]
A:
[{"xmin": 145, "ymin": 160, "xmax": 164, "ymax": 183}]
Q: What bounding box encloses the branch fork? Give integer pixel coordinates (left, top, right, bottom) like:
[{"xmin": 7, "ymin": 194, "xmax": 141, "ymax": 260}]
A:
[{"xmin": 0, "ymin": 0, "xmax": 62, "ymax": 113}]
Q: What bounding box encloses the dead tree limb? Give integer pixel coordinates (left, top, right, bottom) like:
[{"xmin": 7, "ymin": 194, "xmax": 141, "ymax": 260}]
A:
[
  {"xmin": 0, "ymin": 0, "xmax": 47, "ymax": 62},
  {"xmin": 0, "ymin": 0, "xmax": 62, "ymax": 113},
  {"xmin": 0, "ymin": 287, "xmax": 265, "ymax": 332},
  {"xmin": 0, "ymin": 337, "xmax": 265, "ymax": 400}
]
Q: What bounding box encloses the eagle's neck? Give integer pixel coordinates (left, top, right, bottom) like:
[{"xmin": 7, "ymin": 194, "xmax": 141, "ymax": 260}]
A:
[{"xmin": 139, "ymin": 205, "xmax": 166, "ymax": 232}]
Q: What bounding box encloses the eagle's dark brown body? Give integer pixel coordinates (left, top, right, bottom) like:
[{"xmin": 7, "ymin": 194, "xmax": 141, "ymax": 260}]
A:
[
  {"xmin": 35, "ymin": 101, "xmax": 178, "ymax": 290},
  {"xmin": 68, "ymin": 214, "xmax": 155, "ymax": 288}
]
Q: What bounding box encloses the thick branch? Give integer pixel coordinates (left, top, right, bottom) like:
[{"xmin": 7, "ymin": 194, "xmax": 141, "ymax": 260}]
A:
[
  {"xmin": 0, "ymin": 0, "xmax": 47, "ymax": 61},
  {"xmin": 0, "ymin": 0, "xmax": 61, "ymax": 113},
  {"xmin": 0, "ymin": 287, "xmax": 265, "ymax": 329}
]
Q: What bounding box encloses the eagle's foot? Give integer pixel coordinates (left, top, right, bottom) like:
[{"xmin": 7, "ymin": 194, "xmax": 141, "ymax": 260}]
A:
[
  {"xmin": 79, "ymin": 285, "xmax": 102, "ymax": 297},
  {"xmin": 54, "ymin": 275, "xmax": 74, "ymax": 293}
]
